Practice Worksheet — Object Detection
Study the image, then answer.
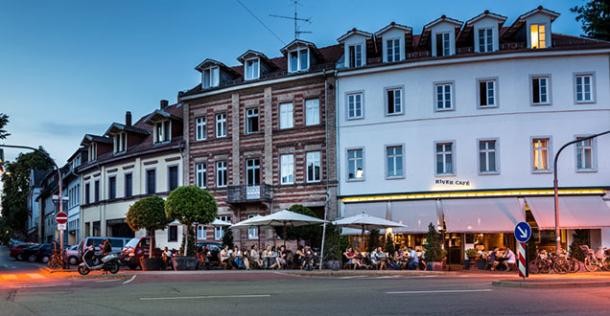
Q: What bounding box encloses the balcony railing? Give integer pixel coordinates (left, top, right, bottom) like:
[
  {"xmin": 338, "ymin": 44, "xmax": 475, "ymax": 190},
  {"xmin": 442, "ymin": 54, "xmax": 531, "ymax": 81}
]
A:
[{"xmin": 227, "ymin": 184, "xmax": 273, "ymax": 204}]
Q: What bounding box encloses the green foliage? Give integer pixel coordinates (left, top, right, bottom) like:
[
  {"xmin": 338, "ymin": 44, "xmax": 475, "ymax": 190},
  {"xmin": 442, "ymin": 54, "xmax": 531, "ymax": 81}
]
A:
[
  {"xmin": 0, "ymin": 217, "xmax": 12, "ymax": 245},
  {"xmin": 367, "ymin": 229, "xmax": 380, "ymax": 252},
  {"xmin": 222, "ymin": 228, "xmax": 234, "ymax": 249},
  {"xmin": 569, "ymin": 229, "xmax": 589, "ymax": 262},
  {"xmin": 572, "ymin": 0, "xmax": 610, "ymax": 41},
  {"xmin": 323, "ymin": 224, "xmax": 345, "ymax": 261},
  {"xmin": 424, "ymin": 223, "xmax": 445, "ymax": 262},
  {"xmin": 465, "ymin": 248, "xmax": 478, "ymax": 259},
  {"xmin": 126, "ymin": 196, "xmax": 168, "ymax": 232},
  {"xmin": 275, "ymin": 204, "xmax": 322, "ymax": 246},
  {"xmin": 0, "ymin": 113, "xmax": 9, "ymax": 140},
  {"xmin": 384, "ymin": 232, "xmax": 395, "ymax": 254}
]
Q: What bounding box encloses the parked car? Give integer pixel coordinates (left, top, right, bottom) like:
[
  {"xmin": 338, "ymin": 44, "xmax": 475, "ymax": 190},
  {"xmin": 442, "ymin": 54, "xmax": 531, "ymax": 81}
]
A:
[
  {"xmin": 64, "ymin": 245, "xmax": 80, "ymax": 265},
  {"xmin": 196, "ymin": 241, "xmax": 222, "ymax": 255},
  {"xmin": 77, "ymin": 237, "xmax": 131, "ymax": 257},
  {"xmin": 120, "ymin": 237, "xmax": 162, "ymax": 270},
  {"xmin": 22, "ymin": 243, "xmax": 55, "ymax": 263},
  {"xmin": 10, "ymin": 243, "xmax": 37, "ymax": 261}
]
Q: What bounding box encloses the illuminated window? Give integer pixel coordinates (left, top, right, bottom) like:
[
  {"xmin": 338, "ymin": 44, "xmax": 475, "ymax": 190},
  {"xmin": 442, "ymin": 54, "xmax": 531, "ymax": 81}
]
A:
[
  {"xmin": 530, "ymin": 24, "xmax": 546, "ymax": 49},
  {"xmin": 347, "ymin": 148, "xmax": 364, "ymax": 180},
  {"xmin": 532, "ymin": 138, "xmax": 550, "ymax": 172}
]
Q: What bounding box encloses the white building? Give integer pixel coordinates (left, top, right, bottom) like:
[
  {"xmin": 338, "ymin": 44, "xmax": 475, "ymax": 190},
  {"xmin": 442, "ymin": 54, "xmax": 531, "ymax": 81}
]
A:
[
  {"xmin": 335, "ymin": 7, "xmax": 610, "ymax": 265},
  {"xmin": 64, "ymin": 149, "xmax": 85, "ymax": 244}
]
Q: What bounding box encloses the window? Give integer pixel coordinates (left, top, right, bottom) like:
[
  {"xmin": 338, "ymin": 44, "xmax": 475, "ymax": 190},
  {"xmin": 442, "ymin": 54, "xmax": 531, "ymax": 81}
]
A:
[
  {"xmin": 348, "ymin": 44, "xmax": 363, "ymax": 67},
  {"xmin": 124, "ymin": 173, "xmax": 133, "ymax": 197},
  {"xmin": 88, "ymin": 143, "xmax": 97, "ymax": 161},
  {"xmin": 246, "ymin": 159, "xmax": 261, "ymax": 186},
  {"xmin": 435, "ymin": 32, "xmax": 450, "ymax": 57},
  {"xmin": 386, "ymin": 87, "xmax": 403, "ymax": 115},
  {"xmin": 246, "ymin": 108, "xmax": 259, "ymax": 134},
  {"xmin": 155, "ymin": 120, "xmax": 171, "ymax": 143},
  {"xmin": 288, "ymin": 48, "xmax": 309, "ymax": 72},
  {"xmin": 477, "ymin": 28, "xmax": 493, "ymax": 53},
  {"xmin": 85, "ymin": 183, "xmax": 90, "ymax": 204},
  {"xmin": 346, "ymin": 93, "xmax": 364, "ymax": 119},
  {"xmin": 306, "ymin": 151, "xmax": 321, "ymax": 183},
  {"xmin": 280, "ymin": 154, "xmax": 294, "ymax": 185},
  {"xmin": 479, "ymin": 140, "xmax": 498, "ymax": 174},
  {"xmin": 113, "ymin": 132, "xmax": 127, "ymax": 154},
  {"xmin": 575, "ymin": 74, "xmax": 594, "ymax": 103},
  {"xmin": 168, "ymin": 226, "xmax": 178, "ymax": 242},
  {"xmin": 196, "ymin": 162, "xmax": 207, "ymax": 188},
  {"xmin": 94, "ymin": 180, "xmax": 100, "ymax": 202},
  {"xmin": 168, "ymin": 166, "xmax": 179, "ymax": 191},
  {"xmin": 530, "ymin": 24, "xmax": 546, "ymax": 49},
  {"xmin": 478, "ymin": 79, "xmax": 497, "ymax": 108},
  {"xmin": 146, "ymin": 169, "xmax": 156, "ymax": 194},
  {"xmin": 435, "ymin": 142, "xmax": 454, "ymax": 175},
  {"xmin": 532, "ymin": 138, "xmax": 550, "ymax": 172},
  {"xmin": 531, "ymin": 76, "xmax": 550, "ymax": 105},
  {"xmin": 576, "ymin": 137, "xmax": 595, "ymax": 171},
  {"xmin": 216, "ymin": 113, "xmax": 227, "ymax": 138},
  {"xmin": 305, "ymin": 99, "xmax": 320, "ymax": 126},
  {"xmin": 196, "ymin": 117, "xmax": 207, "ymax": 141},
  {"xmin": 214, "ymin": 216, "xmax": 231, "ymax": 240},
  {"xmin": 279, "ymin": 103, "xmax": 294, "ymax": 129},
  {"xmin": 435, "ymin": 83, "xmax": 453, "ymax": 111},
  {"xmin": 247, "ymin": 214, "xmax": 258, "ymax": 240},
  {"xmin": 202, "ymin": 66, "xmax": 220, "ymax": 88},
  {"xmin": 347, "ymin": 148, "xmax": 364, "ymax": 180},
  {"xmin": 216, "ymin": 161, "xmax": 227, "ymax": 187},
  {"xmin": 197, "ymin": 225, "xmax": 206, "ymax": 240},
  {"xmin": 386, "ymin": 38, "xmax": 400, "ymax": 62},
  {"xmin": 245, "ymin": 58, "xmax": 260, "ymax": 80},
  {"xmin": 386, "ymin": 145, "xmax": 404, "ymax": 178},
  {"xmin": 108, "ymin": 176, "xmax": 116, "ymax": 199}
]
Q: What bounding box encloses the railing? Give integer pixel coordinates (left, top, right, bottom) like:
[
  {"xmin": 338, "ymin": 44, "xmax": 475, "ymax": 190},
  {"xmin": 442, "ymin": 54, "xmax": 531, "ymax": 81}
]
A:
[{"xmin": 227, "ymin": 184, "xmax": 273, "ymax": 203}]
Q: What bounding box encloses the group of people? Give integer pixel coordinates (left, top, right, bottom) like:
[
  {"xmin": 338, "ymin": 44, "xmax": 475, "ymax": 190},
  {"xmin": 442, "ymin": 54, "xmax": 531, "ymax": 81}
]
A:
[
  {"xmin": 478, "ymin": 247, "xmax": 516, "ymax": 271},
  {"xmin": 195, "ymin": 244, "xmax": 318, "ymax": 270},
  {"xmin": 344, "ymin": 246, "xmax": 423, "ymax": 270}
]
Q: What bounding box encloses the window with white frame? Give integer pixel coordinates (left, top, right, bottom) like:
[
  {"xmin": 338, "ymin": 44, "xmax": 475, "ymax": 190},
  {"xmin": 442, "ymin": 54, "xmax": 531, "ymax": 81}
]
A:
[
  {"xmin": 346, "ymin": 93, "xmax": 363, "ymax": 119},
  {"xmin": 216, "ymin": 161, "xmax": 227, "ymax": 187},
  {"xmin": 214, "ymin": 216, "xmax": 231, "ymax": 240},
  {"xmin": 245, "ymin": 58, "xmax": 260, "ymax": 80},
  {"xmin": 386, "ymin": 87, "xmax": 403, "ymax": 115},
  {"xmin": 435, "ymin": 32, "xmax": 451, "ymax": 56},
  {"xmin": 88, "ymin": 143, "xmax": 97, "ymax": 161},
  {"xmin": 306, "ymin": 151, "xmax": 321, "ymax": 183},
  {"xmin": 478, "ymin": 79, "xmax": 496, "ymax": 108},
  {"xmin": 532, "ymin": 138, "xmax": 550, "ymax": 172},
  {"xmin": 216, "ymin": 113, "xmax": 227, "ymax": 138},
  {"xmin": 435, "ymin": 142, "xmax": 454, "ymax": 175},
  {"xmin": 348, "ymin": 44, "xmax": 363, "ymax": 67},
  {"xmin": 113, "ymin": 132, "xmax": 126, "ymax": 154},
  {"xmin": 202, "ymin": 66, "xmax": 220, "ymax": 88},
  {"xmin": 247, "ymin": 214, "xmax": 258, "ymax": 240},
  {"xmin": 197, "ymin": 225, "xmax": 206, "ymax": 240},
  {"xmin": 155, "ymin": 120, "xmax": 171, "ymax": 143},
  {"xmin": 386, "ymin": 145, "xmax": 404, "ymax": 178},
  {"xmin": 530, "ymin": 24, "xmax": 546, "ymax": 49},
  {"xmin": 386, "ymin": 38, "xmax": 400, "ymax": 62},
  {"xmin": 288, "ymin": 48, "xmax": 309, "ymax": 72},
  {"xmin": 575, "ymin": 74, "xmax": 594, "ymax": 103},
  {"xmin": 347, "ymin": 148, "xmax": 364, "ymax": 180},
  {"xmin": 280, "ymin": 154, "xmax": 294, "ymax": 185},
  {"xmin": 246, "ymin": 108, "xmax": 259, "ymax": 134},
  {"xmin": 576, "ymin": 137, "xmax": 595, "ymax": 171},
  {"xmin": 279, "ymin": 103, "xmax": 294, "ymax": 129},
  {"xmin": 477, "ymin": 28, "xmax": 493, "ymax": 53},
  {"xmin": 479, "ymin": 140, "xmax": 498, "ymax": 174},
  {"xmin": 196, "ymin": 162, "xmax": 207, "ymax": 188},
  {"xmin": 305, "ymin": 99, "xmax": 320, "ymax": 126},
  {"xmin": 435, "ymin": 83, "xmax": 453, "ymax": 111},
  {"xmin": 531, "ymin": 76, "xmax": 550, "ymax": 105},
  {"xmin": 196, "ymin": 117, "xmax": 207, "ymax": 141}
]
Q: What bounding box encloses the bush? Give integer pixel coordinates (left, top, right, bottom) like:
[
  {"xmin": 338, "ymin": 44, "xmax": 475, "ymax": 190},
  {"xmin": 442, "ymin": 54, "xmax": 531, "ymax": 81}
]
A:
[
  {"xmin": 367, "ymin": 229, "xmax": 380, "ymax": 252},
  {"xmin": 126, "ymin": 196, "xmax": 168, "ymax": 258},
  {"xmin": 275, "ymin": 204, "xmax": 322, "ymax": 246},
  {"xmin": 323, "ymin": 224, "xmax": 345, "ymax": 262},
  {"xmin": 384, "ymin": 232, "xmax": 395, "ymax": 254},
  {"xmin": 424, "ymin": 223, "xmax": 445, "ymax": 262}
]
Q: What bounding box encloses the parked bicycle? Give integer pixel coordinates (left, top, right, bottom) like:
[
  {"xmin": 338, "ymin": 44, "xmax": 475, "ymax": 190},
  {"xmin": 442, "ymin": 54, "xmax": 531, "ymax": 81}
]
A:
[
  {"xmin": 47, "ymin": 246, "xmax": 64, "ymax": 269},
  {"xmin": 550, "ymin": 248, "xmax": 579, "ymax": 274},
  {"xmin": 580, "ymin": 245, "xmax": 609, "ymax": 272},
  {"xmin": 528, "ymin": 249, "xmax": 552, "ymax": 274}
]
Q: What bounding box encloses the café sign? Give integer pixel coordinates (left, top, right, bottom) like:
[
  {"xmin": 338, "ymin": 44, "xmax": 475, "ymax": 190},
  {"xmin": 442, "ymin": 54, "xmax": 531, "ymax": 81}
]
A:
[{"xmin": 434, "ymin": 179, "xmax": 471, "ymax": 186}]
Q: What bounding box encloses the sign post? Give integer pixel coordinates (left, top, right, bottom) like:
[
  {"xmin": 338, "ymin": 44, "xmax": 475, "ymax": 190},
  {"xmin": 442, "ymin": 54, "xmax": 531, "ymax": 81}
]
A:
[
  {"xmin": 56, "ymin": 211, "xmax": 68, "ymax": 231},
  {"xmin": 514, "ymin": 221, "xmax": 532, "ymax": 279}
]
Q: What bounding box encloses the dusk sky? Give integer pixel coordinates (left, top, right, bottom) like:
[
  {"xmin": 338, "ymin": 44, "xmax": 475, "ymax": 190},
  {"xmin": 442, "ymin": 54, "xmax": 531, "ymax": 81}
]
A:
[{"xmin": 0, "ymin": 0, "xmax": 585, "ymax": 163}]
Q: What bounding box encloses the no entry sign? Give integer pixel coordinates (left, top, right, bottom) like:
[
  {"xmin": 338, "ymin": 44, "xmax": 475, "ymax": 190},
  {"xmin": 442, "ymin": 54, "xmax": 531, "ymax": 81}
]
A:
[{"xmin": 55, "ymin": 211, "xmax": 68, "ymax": 225}]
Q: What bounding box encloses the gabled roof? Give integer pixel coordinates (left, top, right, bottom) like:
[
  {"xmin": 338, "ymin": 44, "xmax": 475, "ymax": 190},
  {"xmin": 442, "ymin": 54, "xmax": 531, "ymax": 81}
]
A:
[
  {"xmin": 505, "ymin": 6, "xmax": 560, "ymax": 39},
  {"xmin": 419, "ymin": 15, "xmax": 463, "ymax": 47},
  {"xmin": 144, "ymin": 108, "xmax": 182, "ymax": 124},
  {"xmin": 104, "ymin": 122, "xmax": 150, "ymax": 136},
  {"xmin": 337, "ymin": 28, "xmax": 372, "ymax": 43},
  {"xmin": 280, "ymin": 39, "xmax": 318, "ymax": 54},
  {"xmin": 237, "ymin": 50, "xmax": 269, "ymax": 63},
  {"xmin": 374, "ymin": 22, "xmax": 412, "ymax": 37},
  {"xmin": 465, "ymin": 10, "xmax": 508, "ymax": 26},
  {"xmin": 80, "ymin": 134, "xmax": 112, "ymax": 146},
  {"xmin": 66, "ymin": 147, "xmax": 86, "ymax": 162},
  {"xmin": 194, "ymin": 58, "xmax": 241, "ymax": 77}
]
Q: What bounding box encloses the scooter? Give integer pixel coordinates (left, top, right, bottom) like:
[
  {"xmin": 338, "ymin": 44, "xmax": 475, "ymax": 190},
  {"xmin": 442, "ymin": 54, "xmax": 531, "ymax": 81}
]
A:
[{"xmin": 78, "ymin": 245, "xmax": 120, "ymax": 275}]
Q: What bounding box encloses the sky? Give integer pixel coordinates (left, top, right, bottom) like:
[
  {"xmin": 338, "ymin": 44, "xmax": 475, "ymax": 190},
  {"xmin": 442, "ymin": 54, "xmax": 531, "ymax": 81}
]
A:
[{"xmin": 0, "ymin": 0, "xmax": 586, "ymax": 164}]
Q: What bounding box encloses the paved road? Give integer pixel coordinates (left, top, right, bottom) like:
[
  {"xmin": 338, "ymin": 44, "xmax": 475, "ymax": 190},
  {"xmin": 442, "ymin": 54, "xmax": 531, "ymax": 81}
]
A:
[{"xmin": 0, "ymin": 247, "xmax": 44, "ymax": 273}]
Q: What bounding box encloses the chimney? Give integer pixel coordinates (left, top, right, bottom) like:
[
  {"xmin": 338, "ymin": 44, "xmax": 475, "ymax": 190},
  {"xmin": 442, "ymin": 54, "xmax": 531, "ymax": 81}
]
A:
[
  {"xmin": 125, "ymin": 111, "xmax": 132, "ymax": 126},
  {"xmin": 160, "ymin": 99, "xmax": 169, "ymax": 109}
]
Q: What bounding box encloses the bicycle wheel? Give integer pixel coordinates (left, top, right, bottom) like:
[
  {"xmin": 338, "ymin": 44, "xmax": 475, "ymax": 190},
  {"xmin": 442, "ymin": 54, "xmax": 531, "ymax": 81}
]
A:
[
  {"xmin": 528, "ymin": 261, "xmax": 539, "ymax": 274},
  {"xmin": 584, "ymin": 257, "xmax": 600, "ymax": 272},
  {"xmin": 568, "ymin": 258, "xmax": 580, "ymax": 273},
  {"xmin": 552, "ymin": 260, "xmax": 567, "ymax": 274}
]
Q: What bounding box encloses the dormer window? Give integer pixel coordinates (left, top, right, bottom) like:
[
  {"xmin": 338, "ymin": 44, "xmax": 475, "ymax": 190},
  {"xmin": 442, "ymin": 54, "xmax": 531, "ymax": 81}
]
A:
[
  {"xmin": 113, "ymin": 132, "xmax": 127, "ymax": 154},
  {"xmin": 288, "ymin": 48, "xmax": 309, "ymax": 73},
  {"xmin": 245, "ymin": 58, "xmax": 260, "ymax": 80},
  {"xmin": 155, "ymin": 120, "xmax": 171, "ymax": 143},
  {"xmin": 477, "ymin": 28, "xmax": 493, "ymax": 53},
  {"xmin": 347, "ymin": 44, "xmax": 364, "ymax": 68},
  {"xmin": 386, "ymin": 39, "xmax": 400, "ymax": 62},
  {"xmin": 88, "ymin": 143, "xmax": 97, "ymax": 162},
  {"xmin": 530, "ymin": 24, "xmax": 546, "ymax": 49},
  {"xmin": 435, "ymin": 32, "xmax": 451, "ymax": 56},
  {"xmin": 202, "ymin": 66, "xmax": 220, "ymax": 88}
]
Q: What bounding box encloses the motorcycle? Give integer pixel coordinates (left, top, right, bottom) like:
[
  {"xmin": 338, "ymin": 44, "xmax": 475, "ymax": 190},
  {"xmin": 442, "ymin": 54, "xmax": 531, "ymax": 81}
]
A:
[{"xmin": 78, "ymin": 245, "xmax": 120, "ymax": 275}]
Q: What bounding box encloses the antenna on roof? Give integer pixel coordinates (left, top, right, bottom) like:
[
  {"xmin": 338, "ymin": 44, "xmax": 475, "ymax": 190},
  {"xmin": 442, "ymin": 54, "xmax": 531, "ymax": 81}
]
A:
[{"xmin": 270, "ymin": 0, "xmax": 312, "ymax": 40}]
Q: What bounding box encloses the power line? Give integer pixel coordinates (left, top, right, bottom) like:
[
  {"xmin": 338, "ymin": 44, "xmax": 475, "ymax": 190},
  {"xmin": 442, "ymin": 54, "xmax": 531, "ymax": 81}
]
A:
[{"xmin": 235, "ymin": 0, "xmax": 286, "ymax": 45}]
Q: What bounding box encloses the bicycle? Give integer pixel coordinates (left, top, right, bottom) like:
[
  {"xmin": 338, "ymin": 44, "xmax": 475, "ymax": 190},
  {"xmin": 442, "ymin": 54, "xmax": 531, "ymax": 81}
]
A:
[
  {"xmin": 528, "ymin": 249, "xmax": 552, "ymax": 274},
  {"xmin": 580, "ymin": 245, "xmax": 609, "ymax": 272},
  {"xmin": 47, "ymin": 248, "xmax": 64, "ymax": 269},
  {"xmin": 549, "ymin": 248, "xmax": 579, "ymax": 274}
]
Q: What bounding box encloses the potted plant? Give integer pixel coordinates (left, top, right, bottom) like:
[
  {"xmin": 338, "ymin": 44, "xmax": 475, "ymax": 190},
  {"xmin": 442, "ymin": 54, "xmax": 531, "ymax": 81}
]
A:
[
  {"xmin": 323, "ymin": 224, "xmax": 345, "ymax": 271},
  {"xmin": 165, "ymin": 186, "xmax": 217, "ymax": 270},
  {"xmin": 424, "ymin": 223, "xmax": 446, "ymax": 271},
  {"xmin": 464, "ymin": 248, "xmax": 478, "ymax": 270},
  {"xmin": 126, "ymin": 196, "xmax": 168, "ymax": 271}
]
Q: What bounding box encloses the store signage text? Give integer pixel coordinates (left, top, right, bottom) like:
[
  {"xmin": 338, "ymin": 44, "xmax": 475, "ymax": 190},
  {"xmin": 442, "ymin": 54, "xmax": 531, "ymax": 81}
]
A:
[{"xmin": 434, "ymin": 179, "xmax": 471, "ymax": 186}]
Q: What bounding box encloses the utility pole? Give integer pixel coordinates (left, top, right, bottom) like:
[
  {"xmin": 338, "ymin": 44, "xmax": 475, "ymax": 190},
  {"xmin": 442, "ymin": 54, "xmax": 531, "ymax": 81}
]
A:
[{"xmin": 270, "ymin": 0, "xmax": 312, "ymax": 40}]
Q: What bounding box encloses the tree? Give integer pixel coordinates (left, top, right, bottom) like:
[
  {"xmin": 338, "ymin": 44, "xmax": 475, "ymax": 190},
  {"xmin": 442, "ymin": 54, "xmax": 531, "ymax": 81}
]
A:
[
  {"xmin": 126, "ymin": 196, "xmax": 168, "ymax": 258},
  {"xmin": 165, "ymin": 186, "xmax": 217, "ymax": 256},
  {"xmin": 275, "ymin": 204, "xmax": 322, "ymax": 246},
  {"xmin": 0, "ymin": 113, "xmax": 9, "ymax": 140},
  {"xmin": 571, "ymin": 0, "xmax": 610, "ymax": 41},
  {"xmin": 367, "ymin": 229, "xmax": 380, "ymax": 252},
  {"xmin": 424, "ymin": 223, "xmax": 445, "ymax": 262},
  {"xmin": 384, "ymin": 232, "xmax": 395, "ymax": 254},
  {"xmin": 222, "ymin": 228, "xmax": 234, "ymax": 249}
]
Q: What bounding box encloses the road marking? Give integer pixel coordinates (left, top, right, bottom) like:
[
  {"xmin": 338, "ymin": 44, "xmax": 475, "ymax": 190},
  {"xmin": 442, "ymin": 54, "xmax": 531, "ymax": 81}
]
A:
[
  {"xmin": 338, "ymin": 276, "xmax": 367, "ymax": 279},
  {"xmin": 139, "ymin": 294, "xmax": 271, "ymax": 301},
  {"xmin": 122, "ymin": 275, "xmax": 136, "ymax": 285},
  {"xmin": 386, "ymin": 289, "xmax": 493, "ymax": 295},
  {"xmin": 375, "ymin": 275, "xmax": 400, "ymax": 279}
]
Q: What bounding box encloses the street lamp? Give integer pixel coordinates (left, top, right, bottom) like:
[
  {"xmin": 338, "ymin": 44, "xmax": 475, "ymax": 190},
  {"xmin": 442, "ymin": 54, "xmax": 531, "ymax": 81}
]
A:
[{"xmin": 552, "ymin": 130, "xmax": 610, "ymax": 254}]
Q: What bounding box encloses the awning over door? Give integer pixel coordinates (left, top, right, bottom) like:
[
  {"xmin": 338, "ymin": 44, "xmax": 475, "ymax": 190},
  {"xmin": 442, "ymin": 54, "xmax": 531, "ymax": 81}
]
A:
[
  {"xmin": 390, "ymin": 200, "xmax": 442, "ymax": 233},
  {"xmin": 342, "ymin": 202, "xmax": 388, "ymax": 218},
  {"xmin": 526, "ymin": 196, "xmax": 610, "ymax": 230},
  {"xmin": 442, "ymin": 198, "xmax": 523, "ymax": 233}
]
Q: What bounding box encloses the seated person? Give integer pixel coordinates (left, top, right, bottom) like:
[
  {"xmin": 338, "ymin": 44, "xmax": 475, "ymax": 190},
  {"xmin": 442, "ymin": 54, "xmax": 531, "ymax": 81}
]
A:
[
  {"xmin": 249, "ymin": 245, "xmax": 262, "ymax": 269},
  {"xmin": 371, "ymin": 247, "xmax": 388, "ymax": 270},
  {"xmin": 407, "ymin": 247, "xmax": 419, "ymax": 270},
  {"xmin": 343, "ymin": 247, "xmax": 357, "ymax": 269},
  {"xmin": 219, "ymin": 246, "xmax": 230, "ymax": 269}
]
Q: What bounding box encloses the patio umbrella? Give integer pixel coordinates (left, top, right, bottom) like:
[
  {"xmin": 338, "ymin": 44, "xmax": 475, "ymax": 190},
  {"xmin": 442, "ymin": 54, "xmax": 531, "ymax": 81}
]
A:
[
  {"xmin": 233, "ymin": 210, "xmax": 327, "ymax": 246},
  {"xmin": 230, "ymin": 215, "xmax": 264, "ymax": 249},
  {"xmin": 333, "ymin": 212, "xmax": 406, "ymax": 251},
  {"xmin": 211, "ymin": 218, "xmax": 232, "ymax": 227}
]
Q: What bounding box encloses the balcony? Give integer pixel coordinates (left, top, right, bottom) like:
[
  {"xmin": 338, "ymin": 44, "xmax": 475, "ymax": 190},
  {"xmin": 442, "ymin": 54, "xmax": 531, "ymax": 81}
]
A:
[{"xmin": 227, "ymin": 184, "xmax": 273, "ymax": 204}]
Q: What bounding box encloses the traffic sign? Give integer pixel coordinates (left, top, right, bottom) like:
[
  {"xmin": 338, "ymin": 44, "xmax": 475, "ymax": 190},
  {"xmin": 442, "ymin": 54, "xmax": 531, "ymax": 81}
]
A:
[
  {"xmin": 514, "ymin": 221, "xmax": 532, "ymax": 243},
  {"xmin": 57, "ymin": 223, "xmax": 67, "ymax": 231},
  {"xmin": 55, "ymin": 211, "xmax": 68, "ymax": 225}
]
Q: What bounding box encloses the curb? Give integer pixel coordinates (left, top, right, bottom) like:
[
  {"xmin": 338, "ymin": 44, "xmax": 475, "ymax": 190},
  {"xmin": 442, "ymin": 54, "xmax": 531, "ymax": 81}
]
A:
[{"xmin": 492, "ymin": 280, "xmax": 610, "ymax": 288}]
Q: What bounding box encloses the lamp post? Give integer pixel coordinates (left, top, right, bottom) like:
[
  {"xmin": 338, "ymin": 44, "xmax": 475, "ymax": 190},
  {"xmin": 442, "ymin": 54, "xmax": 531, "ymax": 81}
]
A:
[{"xmin": 552, "ymin": 130, "xmax": 610, "ymax": 254}]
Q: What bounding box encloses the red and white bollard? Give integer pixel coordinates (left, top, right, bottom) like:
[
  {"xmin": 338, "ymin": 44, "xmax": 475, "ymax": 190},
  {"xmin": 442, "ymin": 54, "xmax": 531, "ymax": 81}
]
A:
[{"xmin": 517, "ymin": 242, "xmax": 528, "ymax": 278}]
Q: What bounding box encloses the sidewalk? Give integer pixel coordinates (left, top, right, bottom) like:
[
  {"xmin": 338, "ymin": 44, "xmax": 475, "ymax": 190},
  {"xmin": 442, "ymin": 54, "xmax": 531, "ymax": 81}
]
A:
[{"xmin": 492, "ymin": 272, "xmax": 610, "ymax": 288}]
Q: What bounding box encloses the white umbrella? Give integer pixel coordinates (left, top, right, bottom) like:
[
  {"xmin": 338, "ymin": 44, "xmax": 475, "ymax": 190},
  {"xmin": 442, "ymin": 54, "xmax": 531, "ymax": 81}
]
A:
[
  {"xmin": 234, "ymin": 210, "xmax": 326, "ymax": 246},
  {"xmin": 230, "ymin": 215, "xmax": 265, "ymax": 248},
  {"xmin": 333, "ymin": 212, "xmax": 406, "ymax": 250},
  {"xmin": 211, "ymin": 218, "xmax": 232, "ymax": 227}
]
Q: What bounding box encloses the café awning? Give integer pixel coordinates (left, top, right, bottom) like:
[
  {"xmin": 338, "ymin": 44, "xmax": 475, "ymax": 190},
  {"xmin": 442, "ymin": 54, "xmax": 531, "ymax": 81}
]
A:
[
  {"xmin": 442, "ymin": 198, "xmax": 523, "ymax": 233},
  {"xmin": 343, "ymin": 202, "xmax": 388, "ymax": 218},
  {"xmin": 390, "ymin": 200, "xmax": 442, "ymax": 233},
  {"xmin": 525, "ymin": 196, "xmax": 610, "ymax": 230}
]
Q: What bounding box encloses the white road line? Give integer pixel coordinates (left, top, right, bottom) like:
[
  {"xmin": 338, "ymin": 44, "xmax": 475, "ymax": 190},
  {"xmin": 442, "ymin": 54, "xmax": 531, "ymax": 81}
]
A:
[
  {"xmin": 140, "ymin": 294, "xmax": 271, "ymax": 301},
  {"xmin": 375, "ymin": 275, "xmax": 399, "ymax": 279},
  {"xmin": 386, "ymin": 289, "xmax": 493, "ymax": 295},
  {"xmin": 122, "ymin": 275, "xmax": 136, "ymax": 285}
]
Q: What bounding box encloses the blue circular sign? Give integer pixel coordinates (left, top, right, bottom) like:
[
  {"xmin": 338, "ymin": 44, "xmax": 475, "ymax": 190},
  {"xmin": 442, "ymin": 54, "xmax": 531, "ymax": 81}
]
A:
[{"xmin": 514, "ymin": 222, "xmax": 532, "ymax": 243}]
